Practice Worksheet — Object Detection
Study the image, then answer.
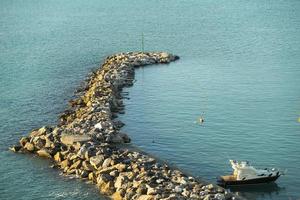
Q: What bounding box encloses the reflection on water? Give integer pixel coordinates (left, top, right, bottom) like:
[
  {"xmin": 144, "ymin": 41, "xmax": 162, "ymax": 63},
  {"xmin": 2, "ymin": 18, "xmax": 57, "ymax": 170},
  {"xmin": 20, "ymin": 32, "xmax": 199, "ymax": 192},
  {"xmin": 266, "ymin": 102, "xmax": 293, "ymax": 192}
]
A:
[{"xmin": 228, "ymin": 183, "xmax": 285, "ymax": 200}]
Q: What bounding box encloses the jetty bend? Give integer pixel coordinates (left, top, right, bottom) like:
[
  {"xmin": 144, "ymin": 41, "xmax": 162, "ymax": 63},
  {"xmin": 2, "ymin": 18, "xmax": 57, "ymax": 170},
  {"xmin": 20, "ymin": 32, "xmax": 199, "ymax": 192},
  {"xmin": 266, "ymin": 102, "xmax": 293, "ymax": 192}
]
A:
[{"xmin": 10, "ymin": 52, "xmax": 237, "ymax": 200}]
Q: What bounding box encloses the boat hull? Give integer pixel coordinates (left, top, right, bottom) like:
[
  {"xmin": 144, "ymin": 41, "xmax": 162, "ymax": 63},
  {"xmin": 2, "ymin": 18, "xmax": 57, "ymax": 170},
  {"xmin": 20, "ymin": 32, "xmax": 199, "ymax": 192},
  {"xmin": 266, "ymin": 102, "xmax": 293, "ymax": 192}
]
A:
[{"xmin": 217, "ymin": 175, "xmax": 280, "ymax": 187}]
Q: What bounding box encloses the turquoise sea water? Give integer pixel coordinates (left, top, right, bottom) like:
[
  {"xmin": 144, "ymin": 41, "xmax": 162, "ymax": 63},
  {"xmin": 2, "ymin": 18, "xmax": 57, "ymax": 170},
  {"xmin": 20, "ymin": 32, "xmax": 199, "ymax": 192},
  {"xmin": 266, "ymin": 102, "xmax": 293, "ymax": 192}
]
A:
[{"xmin": 1, "ymin": 0, "xmax": 299, "ymax": 199}]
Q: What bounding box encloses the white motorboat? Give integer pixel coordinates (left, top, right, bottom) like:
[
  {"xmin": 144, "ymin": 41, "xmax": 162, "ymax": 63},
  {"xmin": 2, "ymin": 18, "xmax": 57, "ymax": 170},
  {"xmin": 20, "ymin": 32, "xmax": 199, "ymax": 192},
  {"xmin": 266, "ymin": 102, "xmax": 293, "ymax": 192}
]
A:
[{"xmin": 217, "ymin": 160, "xmax": 284, "ymax": 187}]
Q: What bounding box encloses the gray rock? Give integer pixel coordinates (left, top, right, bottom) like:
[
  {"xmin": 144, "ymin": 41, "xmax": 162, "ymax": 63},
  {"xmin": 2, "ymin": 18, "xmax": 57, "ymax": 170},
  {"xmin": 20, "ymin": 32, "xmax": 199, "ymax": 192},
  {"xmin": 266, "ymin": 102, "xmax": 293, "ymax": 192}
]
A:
[
  {"xmin": 37, "ymin": 148, "xmax": 52, "ymax": 158},
  {"xmin": 97, "ymin": 173, "xmax": 113, "ymax": 183},
  {"xmin": 30, "ymin": 126, "xmax": 52, "ymax": 137},
  {"xmin": 181, "ymin": 189, "xmax": 190, "ymax": 197},
  {"xmin": 72, "ymin": 142, "xmax": 82, "ymax": 151},
  {"xmin": 206, "ymin": 184, "xmax": 214, "ymax": 190},
  {"xmin": 214, "ymin": 193, "xmax": 226, "ymax": 200},
  {"xmin": 81, "ymin": 170, "xmax": 89, "ymax": 178},
  {"xmin": 90, "ymin": 155, "xmax": 105, "ymax": 169},
  {"xmin": 136, "ymin": 195, "xmax": 155, "ymax": 200},
  {"xmin": 204, "ymin": 194, "xmax": 212, "ymax": 200},
  {"xmin": 119, "ymin": 132, "xmax": 131, "ymax": 143},
  {"xmin": 84, "ymin": 148, "xmax": 94, "ymax": 160},
  {"xmin": 114, "ymin": 175, "xmax": 126, "ymax": 189},
  {"xmin": 217, "ymin": 187, "xmax": 225, "ymax": 193},
  {"xmin": 109, "ymin": 170, "xmax": 119, "ymax": 178},
  {"xmin": 19, "ymin": 137, "xmax": 29, "ymax": 147},
  {"xmin": 102, "ymin": 158, "xmax": 112, "ymax": 168},
  {"xmin": 69, "ymin": 160, "xmax": 82, "ymax": 170},
  {"xmin": 24, "ymin": 142, "xmax": 35, "ymax": 152},
  {"xmin": 174, "ymin": 185, "xmax": 183, "ymax": 193},
  {"xmin": 60, "ymin": 134, "xmax": 90, "ymax": 145},
  {"xmin": 54, "ymin": 152, "xmax": 63, "ymax": 162},
  {"xmin": 156, "ymin": 179, "xmax": 164, "ymax": 184},
  {"xmin": 60, "ymin": 159, "xmax": 70, "ymax": 168},
  {"xmin": 33, "ymin": 137, "xmax": 46, "ymax": 149},
  {"xmin": 9, "ymin": 145, "xmax": 22, "ymax": 152},
  {"xmin": 179, "ymin": 177, "xmax": 187, "ymax": 185},
  {"xmin": 113, "ymin": 120, "xmax": 125, "ymax": 129},
  {"xmin": 106, "ymin": 133, "xmax": 123, "ymax": 143},
  {"xmin": 77, "ymin": 145, "xmax": 87, "ymax": 158},
  {"xmin": 136, "ymin": 184, "xmax": 147, "ymax": 195},
  {"xmin": 146, "ymin": 186, "xmax": 157, "ymax": 195},
  {"xmin": 200, "ymin": 191, "xmax": 208, "ymax": 196},
  {"xmin": 190, "ymin": 193, "xmax": 200, "ymax": 199},
  {"xmin": 82, "ymin": 161, "xmax": 94, "ymax": 171},
  {"xmin": 144, "ymin": 157, "xmax": 156, "ymax": 165}
]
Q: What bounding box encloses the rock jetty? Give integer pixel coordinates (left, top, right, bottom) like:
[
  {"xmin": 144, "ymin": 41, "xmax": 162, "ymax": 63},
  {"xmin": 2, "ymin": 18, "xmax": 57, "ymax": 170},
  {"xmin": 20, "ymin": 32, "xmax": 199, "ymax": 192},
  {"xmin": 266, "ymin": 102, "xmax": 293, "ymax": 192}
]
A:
[{"xmin": 11, "ymin": 52, "xmax": 236, "ymax": 200}]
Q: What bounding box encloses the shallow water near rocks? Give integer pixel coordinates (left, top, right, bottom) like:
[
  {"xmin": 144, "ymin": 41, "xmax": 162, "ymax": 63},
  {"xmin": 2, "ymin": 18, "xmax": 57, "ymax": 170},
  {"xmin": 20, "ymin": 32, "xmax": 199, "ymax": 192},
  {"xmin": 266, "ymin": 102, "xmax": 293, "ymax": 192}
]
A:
[{"xmin": 1, "ymin": 0, "xmax": 300, "ymax": 199}]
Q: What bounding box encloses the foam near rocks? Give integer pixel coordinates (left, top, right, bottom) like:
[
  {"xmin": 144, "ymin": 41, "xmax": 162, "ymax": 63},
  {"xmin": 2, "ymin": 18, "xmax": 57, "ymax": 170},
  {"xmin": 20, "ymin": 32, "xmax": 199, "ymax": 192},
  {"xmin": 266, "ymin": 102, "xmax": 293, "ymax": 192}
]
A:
[{"xmin": 10, "ymin": 52, "xmax": 238, "ymax": 200}]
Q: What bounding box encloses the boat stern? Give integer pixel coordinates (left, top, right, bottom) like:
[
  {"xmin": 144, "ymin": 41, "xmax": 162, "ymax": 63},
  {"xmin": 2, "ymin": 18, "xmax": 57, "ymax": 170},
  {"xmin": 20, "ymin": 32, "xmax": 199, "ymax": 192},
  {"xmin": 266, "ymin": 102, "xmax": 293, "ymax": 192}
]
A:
[
  {"xmin": 217, "ymin": 176, "xmax": 226, "ymax": 187},
  {"xmin": 217, "ymin": 175, "xmax": 236, "ymax": 187}
]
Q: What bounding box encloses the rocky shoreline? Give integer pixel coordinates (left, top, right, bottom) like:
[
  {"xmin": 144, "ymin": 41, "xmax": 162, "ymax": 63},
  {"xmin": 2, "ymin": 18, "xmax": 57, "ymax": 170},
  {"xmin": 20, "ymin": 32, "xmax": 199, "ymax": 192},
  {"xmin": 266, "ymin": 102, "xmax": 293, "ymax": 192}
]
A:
[{"xmin": 10, "ymin": 52, "xmax": 236, "ymax": 200}]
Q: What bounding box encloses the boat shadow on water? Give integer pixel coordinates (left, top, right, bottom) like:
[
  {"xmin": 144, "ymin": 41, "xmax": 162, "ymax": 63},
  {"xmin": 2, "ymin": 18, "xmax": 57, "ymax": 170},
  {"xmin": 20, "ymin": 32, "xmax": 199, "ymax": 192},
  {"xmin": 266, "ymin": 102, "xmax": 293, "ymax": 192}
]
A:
[{"xmin": 227, "ymin": 183, "xmax": 285, "ymax": 200}]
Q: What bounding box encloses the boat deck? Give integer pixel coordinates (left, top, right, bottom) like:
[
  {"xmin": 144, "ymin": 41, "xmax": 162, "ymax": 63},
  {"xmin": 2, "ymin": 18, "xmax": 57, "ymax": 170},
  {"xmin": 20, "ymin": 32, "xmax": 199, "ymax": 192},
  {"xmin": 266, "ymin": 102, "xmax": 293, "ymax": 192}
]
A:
[{"xmin": 221, "ymin": 175, "xmax": 237, "ymax": 181}]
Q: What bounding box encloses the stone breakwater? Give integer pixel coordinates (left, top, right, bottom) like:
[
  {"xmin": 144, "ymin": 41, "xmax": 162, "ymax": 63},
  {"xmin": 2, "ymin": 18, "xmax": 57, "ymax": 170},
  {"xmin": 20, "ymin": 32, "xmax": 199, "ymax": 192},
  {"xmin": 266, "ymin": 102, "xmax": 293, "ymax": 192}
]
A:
[{"xmin": 10, "ymin": 52, "xmax": 235, "ymax": 200}]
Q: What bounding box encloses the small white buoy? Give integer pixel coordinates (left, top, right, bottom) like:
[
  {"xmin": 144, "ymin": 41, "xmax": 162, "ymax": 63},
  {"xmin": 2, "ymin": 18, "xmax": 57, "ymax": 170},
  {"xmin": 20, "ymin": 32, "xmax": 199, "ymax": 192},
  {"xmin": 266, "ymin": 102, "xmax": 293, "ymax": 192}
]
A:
[{"xmin": 198, "ymin": 117, "xmax": 204, "ymax": 124}]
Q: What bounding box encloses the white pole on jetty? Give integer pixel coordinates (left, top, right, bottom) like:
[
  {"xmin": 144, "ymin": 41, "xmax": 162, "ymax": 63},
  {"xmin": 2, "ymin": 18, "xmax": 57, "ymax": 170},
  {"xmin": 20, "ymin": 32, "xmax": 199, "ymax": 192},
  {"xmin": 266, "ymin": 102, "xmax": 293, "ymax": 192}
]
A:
[
  {"xmin": 141, "ymin": 32, "xmax": 145, "ymax": 79},
  {"xmin": 141, "ymin": 32, "xmax": 145, "ymax": 52}
]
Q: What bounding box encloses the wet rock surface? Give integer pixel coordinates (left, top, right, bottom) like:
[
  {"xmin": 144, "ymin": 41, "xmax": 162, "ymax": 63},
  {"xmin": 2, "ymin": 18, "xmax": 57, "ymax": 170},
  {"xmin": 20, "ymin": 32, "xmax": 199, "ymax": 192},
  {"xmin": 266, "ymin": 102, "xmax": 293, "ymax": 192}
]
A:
[{"xmin": 11, "ymin": 52, "xmax": 238, "ymax": 200}]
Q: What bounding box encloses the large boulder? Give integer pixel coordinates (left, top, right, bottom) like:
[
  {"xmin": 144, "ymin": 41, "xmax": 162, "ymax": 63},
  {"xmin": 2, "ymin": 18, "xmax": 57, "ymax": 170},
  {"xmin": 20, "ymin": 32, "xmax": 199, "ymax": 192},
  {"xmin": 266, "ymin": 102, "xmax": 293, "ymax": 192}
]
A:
[
  {"xmin": 77, "ymin": 145, "xmax": 87, "ymax": 158},
  {"xmin": 98, "ymin": 181, "xmax": 115, "ymax": 195},
  {"xmin": 106, "ymin": 132, "xmax": 131, "ymax": 144},
  {"xmin": 30, "ymin": 126, "xmax": 52, "ymax": 137},
  {"xmin": 102, "ymin": 158, "xmax": 112, "ymax": 168},
  {"xmin": 112, "ymin": 191, "xmax": 123, "ymax": 200},
  {"xmin": 60, "ymin": 159, "xmax": 70, "ymax": 168},
  {"xmin": 24, "ymin": 142, "xmax": 35, "ymax": 152},
  {"xmin": 136, "ymin": 184, "xmax": 147, "ymax": 195},
  {"xmin": 174, "ymin": 186, "xmax": 183, "ymax": 193},
  {"xmin": 9, "ymin": 145, "xmax": 22, "ymax": 152},
  {"xmin": 32, "ymin": 137, "xmax": 46, "ymax": 149},
  {"xmin": 137, "ymin": 195, "xmax": 155, "ymax": 200},
  {"xmin": 146, "ymin": 186, "xmax": 157, "ymax": 195},
  {"xmin": 98, "ymin": 163, "xmax": 125, "ymax": 175},
  {"xmin": 97, "ymin": 173, "xmax": 114, "ymax": 184},
  {"xmin": 88, "ymin": 172, "xmax": 96, "ymax": 182},
  {"xmin": 54, "ymin": 152, "xmax": 63, "ymax": 162},
  {"xmin": 106, "ymin": 133, "xmax": 122, "ymax": 143},
  {"xmin": 60, "ymin": 134, "xmax": 90, "ymax": 145},
  {"xmin": 36, "ymin": 148, "xmax": 52, "ymax": 158},
  {"xmin": 119, "ymin": 132, "xmax": 131, "ymax": 143},
  {"xmin": 94, "ymin": 122, "xmax": 104, "ymax": 130},
  {"xmin": 19, "ymin": 137, "xmax": 29, "ymax": 147},
  {"xmin": 115, "ymin": 163, "xmax": 126, "ymax": 172},
  {"xmin": 114, "ymin": 175, "xmax": 126, "ymax": 190},
  {"xmin": 69, "ymin": 160, "xmax": 82, "ymax": 170},
  {"xmin": 82, "ymin": 161, "xmax": 94, "ymax": 171},
  {"xmin": 90, "ymin": 155, "xmax": 105, "ymax": 169}
]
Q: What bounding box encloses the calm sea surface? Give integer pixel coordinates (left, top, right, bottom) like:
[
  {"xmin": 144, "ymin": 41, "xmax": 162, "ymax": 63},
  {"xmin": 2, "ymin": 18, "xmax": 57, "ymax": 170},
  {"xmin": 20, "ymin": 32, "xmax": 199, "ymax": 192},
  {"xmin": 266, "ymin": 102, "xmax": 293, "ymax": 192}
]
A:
[{"xmin": 1, "ymin": 0, "xmax": 299, "ymax": 199}]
